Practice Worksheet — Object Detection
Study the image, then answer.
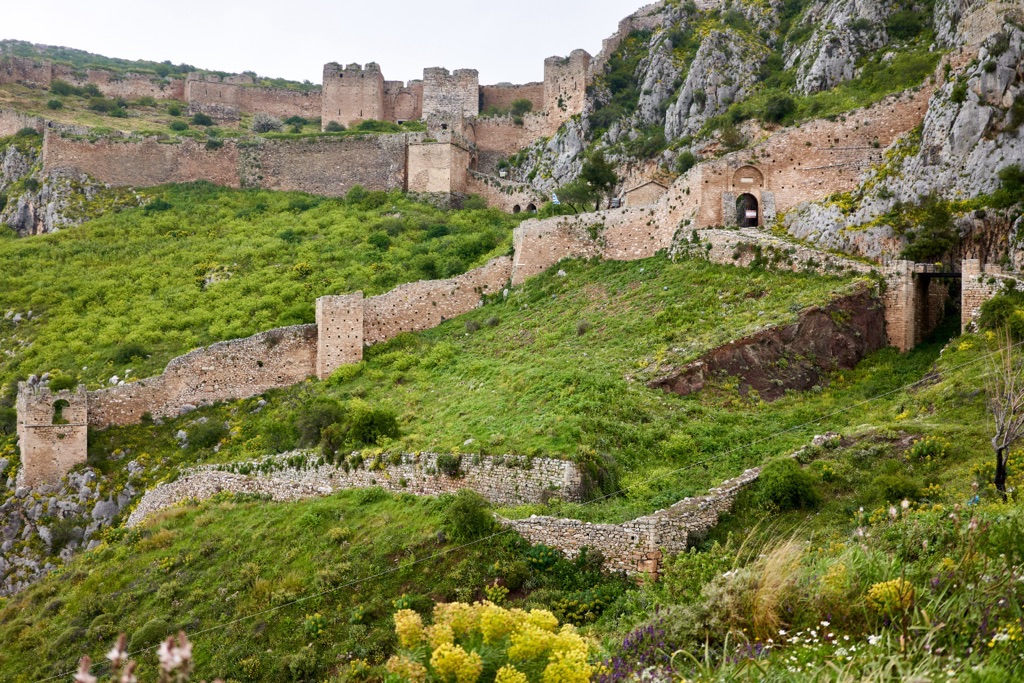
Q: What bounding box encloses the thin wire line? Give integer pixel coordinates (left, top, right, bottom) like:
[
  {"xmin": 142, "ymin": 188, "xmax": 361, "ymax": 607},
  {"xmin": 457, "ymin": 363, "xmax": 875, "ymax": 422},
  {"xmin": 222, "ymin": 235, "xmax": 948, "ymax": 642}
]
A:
[{"xmin": 36, "ymin": 336, "xmax": 1011, "ymax": 682}]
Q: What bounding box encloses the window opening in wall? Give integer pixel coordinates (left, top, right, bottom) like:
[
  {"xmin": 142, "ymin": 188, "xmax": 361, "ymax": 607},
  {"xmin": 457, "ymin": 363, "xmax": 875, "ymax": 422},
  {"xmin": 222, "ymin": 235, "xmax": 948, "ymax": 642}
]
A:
[
  {"xmin": 52, "ymin": 399, "xmax": 71, "ymax": 425},
  {"xmin": 527, "ymin": 204, "xmax": 537, "ymax": 213},
  {"xmin": 736, "ymin": 193, "xmax": 759, "ymax": 228},
  {"xmin": 513, "ymin": 205, "xmax": 522, "ymax": 214}
]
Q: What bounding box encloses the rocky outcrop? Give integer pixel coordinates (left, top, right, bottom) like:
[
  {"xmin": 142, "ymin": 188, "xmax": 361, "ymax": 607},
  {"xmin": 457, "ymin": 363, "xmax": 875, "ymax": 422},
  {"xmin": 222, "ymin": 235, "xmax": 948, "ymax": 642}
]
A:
[
  {"xmin": 649, "ymin": 289, "xmax": 887, "ymax": 400},
  {"xmin": 784, "ymin": 21, "xmax": 1024, "ymax": 261},
  {"xmin": 665, "ymin": 30, "xmax": 768, "ymax": 141},
  {"xmin": 786, "ymin": 0, "xmax": 890, "ymax": 94}
]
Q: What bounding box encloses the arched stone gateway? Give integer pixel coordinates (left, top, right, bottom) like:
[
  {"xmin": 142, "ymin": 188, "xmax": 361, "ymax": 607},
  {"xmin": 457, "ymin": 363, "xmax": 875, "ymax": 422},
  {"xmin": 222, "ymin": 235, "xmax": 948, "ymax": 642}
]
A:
[
  {"xmin": 732, "ymin": 165, "xmax": 764, "ymax": 190},
  {"xmin": 736, "ymin": 193, "xmax": 759, "ymax": 227}
]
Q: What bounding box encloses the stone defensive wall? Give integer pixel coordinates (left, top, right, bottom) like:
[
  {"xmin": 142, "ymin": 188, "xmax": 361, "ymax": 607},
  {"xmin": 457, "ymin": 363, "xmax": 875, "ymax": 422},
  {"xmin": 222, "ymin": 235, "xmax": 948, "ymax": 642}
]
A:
[
  {"xmin": 185, "ymin": 75, "xmax": 322, "ymax": 121},
  {"xmin": 503, "ymin": 467, "xmax": 761, "ymax": 575},
  {"xmin": 0, "ymin": 55, "xmax": 186, "ymax": 101},
  {"xmin": 480, "ymin": 83, "xmax": 544, "ymax": 114},
  {"xmin": 0, "ymin": 108, "xmax": 45, "ymax": 136},
  {"xmin": 466, "ymin": 171, "xmax": 546, "ymax": 214},
  {"xmin": 42, "ymin": 131, "xmax": 413, "ymax": 196},
  {"xmin": 88, "ymin": 325, "xmax": 318, "ymax": 427},
  {"xmin": 962, "ymin": 259, "xmax": 1014, "ymax": 330},
  {"xmin": 126, "ymin": 452, "xmax": 583, "ymax": 527}
]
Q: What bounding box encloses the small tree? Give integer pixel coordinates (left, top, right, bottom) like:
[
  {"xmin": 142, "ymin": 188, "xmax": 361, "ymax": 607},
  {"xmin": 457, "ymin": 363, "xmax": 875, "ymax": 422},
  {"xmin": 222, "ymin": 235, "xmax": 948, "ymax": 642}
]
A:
[
  {"xmin": 580, "ymin": 151, "xmax": 618, "ymax": 211},
  {"xmin": 554, "ymin": 178, "xmax": 597, "ymax": 214},
  {"xmin": 251, "ymin": 113, "xmax": 283, "ymax": 133},
  {"xmin": 986, "ymin": 328, "xmax": 1024, "ymax": 499}
]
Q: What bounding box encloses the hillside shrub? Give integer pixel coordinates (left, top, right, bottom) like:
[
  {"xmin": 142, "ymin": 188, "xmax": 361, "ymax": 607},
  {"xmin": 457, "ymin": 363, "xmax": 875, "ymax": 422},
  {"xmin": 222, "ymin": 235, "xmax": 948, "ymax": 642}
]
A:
[
  {"xmin": 886, "ymin": 10, "xmax": 925, "ymax": 41},
  {"xmin": 188, "ymin": 420, "xmax": 228, "ymax": 450},
  {"xmin": 169, "ymin": 121, "xmax": 188, "ymax": 132},
  {"xmin": 296, "ymin": 398, "xmax": 345, "ymax": 446},
  {"xmin": 762, "ymin": 93, "xmax": 796, "ymax": 123},
  {"xmin": 325, "ymin": 121, "xmax": 346, "ymax": 132},
  {"xmin": 167, "ymin": 105, "xmax": 182, "ymax": 116},
  {"xmin": 441, "ymin": 489, "xmax": 494, "ymax": 541},
  {"xmin": 111, "ymin": 342, "xmax": 148, "ymax": 364},
  {"xmin": 675, "ymin": 150, "xmax": 698, "ymax": 174},
  {"xmin": 977, "ymin": 288, "xmax": 1024, "ymax": 338},
  {"xmin": 191, "ymin": 113, "xmax": 214, "ymax": 126},
  {"xmin": 46, "ymin": 99, "xmax": 63, "ymax": 110},
  {"xmin": 868, "ymin": 471, "xmax": 921, "ymax": 502},
  {"xmin": 436, "ymin": 453, "xmax": 462, "ymax": 477},
  {"xmin": 252, "ymin": 113, "xmax": 283, "ymax": 134},
  {"xmin": 346, "ymin": 402, "xmax": 399, "ymax": 446},
  {"xmin": 755, "ymin": 458, "xmax": 821, "ymax": 511},
  {"xmin": 127, "ymin": 618, "xmax": 171, "ymax": 652}
]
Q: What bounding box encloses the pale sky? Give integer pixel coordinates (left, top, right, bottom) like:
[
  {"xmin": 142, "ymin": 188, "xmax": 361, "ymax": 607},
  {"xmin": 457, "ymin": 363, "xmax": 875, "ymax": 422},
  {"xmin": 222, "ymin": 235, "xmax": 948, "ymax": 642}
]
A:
[{"xmin": 2, "ymin": 0, "xmax": 646, "ymax": 85}]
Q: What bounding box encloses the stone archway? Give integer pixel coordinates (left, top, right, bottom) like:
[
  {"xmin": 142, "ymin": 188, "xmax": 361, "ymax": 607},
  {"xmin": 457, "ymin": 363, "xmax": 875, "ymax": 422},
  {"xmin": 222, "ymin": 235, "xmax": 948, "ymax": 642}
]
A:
[
  {"xmin": 513, "ymin": 205, "xmax": 522, "ymax": 214},
  {"xmin": 736, "ymin": 193, "xmax": 759, "ymax": 227},
  {"xmin": 732, "ymin": 165, "xmax": 764, "ymax": 190}
]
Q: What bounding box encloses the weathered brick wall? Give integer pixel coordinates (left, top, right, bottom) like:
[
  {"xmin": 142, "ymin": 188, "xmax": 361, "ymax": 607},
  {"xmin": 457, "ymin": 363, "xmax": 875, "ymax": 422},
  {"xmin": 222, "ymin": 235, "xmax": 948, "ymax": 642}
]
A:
[
  {"xmin": 422, "ymin": 68, "xmax": 480, "ymax": 120},
  {"xmin": 127, "ymin": 451, "xmax": 583, "ymax": 526},
  {"xmin": 0, "ymin": 108, "xmax": 45, "ymax": 136},
  {"xmin": 481, "ymin": 83, "xmax": 544, "ymax": 113},
  {"xmin": 466, "ymin": 171, "xmax": 546, "ymax": 212},
  {"xmin": 624, "ymin": 182, "xmax": 669, "ymax": 206},
  {"xmin": 247, "ymin": 135, "xmax": 408, "ymax": 195},
  {"xmin": 321, "ymin": 63, "xmax": 385, "ymax": 128},
  {"xmin": 42, "ymin": 131, "xmax": 240, "ymax": 187},
  {"xmin": 383, "ymin": 80, "xmax": 423, "ymax": 123},
  {"xmin": 408, "ymin": 141, "xmax": 471, "ymax": 194},
  {"xmin": 53, "ymin": 65, "xmax": 186, "ymax": 101},
  {"xmin": 185, "ymin": 75, "xmax": 321, "ymax": 120},
  {"xmin": 0, "ymin": 55, "xmax": 52, "ymax": 87},
  {"xmin": 962, "ymin": 259, "xmax": 1012, "ymax": 330},
  {"xmin": 316, "ymin": 294, "xmax": 365, "ymax": 379},
  {"xmin": 543, "ymin": 51, "xmax": 591, "ymax": 123},
  {"xmin": 363, "ymin": 256, "xmax": 512, "ymax": 345},
  {"xmin": 88, "ymin": 325, "xmax": 317, "ymax": 427},
  {"xmin": 15, "ymin": 385, "xmax": 88, "ymax": 488},
  {"xmin": 504, "ymin": 467, "xmax": 760, "ymax": 574},
  {"xmin": 472, "ymin": 114, "xmax": 555, "ymax": 173}
]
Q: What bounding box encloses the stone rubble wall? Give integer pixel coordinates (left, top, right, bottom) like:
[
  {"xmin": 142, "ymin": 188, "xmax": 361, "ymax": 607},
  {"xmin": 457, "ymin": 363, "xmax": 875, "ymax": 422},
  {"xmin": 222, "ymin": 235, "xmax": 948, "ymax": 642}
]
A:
[
  {"xmin": 466, "ymin": 172, "xmax": 546, "ymax": 214},
  {"xmin": 185, "ymin": 76, "xmax": 322, "ymax": 121},
  {"xmin": 0, "ymin": 108, "xmax": 45, "ymax": 137},
  {"xmin": 480, "ymin": 83, "xmax": 545, "ymax": 114},
  {"xmin": 962, "ymin": 258, "xmax": 1014, "ymax": 330},
  {"xmin": 362, "ymin": 256, "xmax": 512, "ymax": 345},
  {"xmin": 88, "ymin": 325, "xmax": 317, "ymax": 427},
  {"xmin": 502, "ymin": 467, "xmax": 761, "ymax": 574},
  {"xmin": 127, "ymin": 452, "xmax": 583, "ymax": 527},
  {"xmin": 0, "ymin": 55, "xmax": 186, "ymax": 101}
]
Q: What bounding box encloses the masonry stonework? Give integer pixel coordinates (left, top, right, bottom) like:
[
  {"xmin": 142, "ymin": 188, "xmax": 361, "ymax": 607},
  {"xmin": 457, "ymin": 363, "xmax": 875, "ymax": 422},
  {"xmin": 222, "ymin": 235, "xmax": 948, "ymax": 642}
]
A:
[
  {"xmin": 962, "ymin": 259, "xmax": 1012, "ymax": 330},
  {"xmin": 15, "ymin": 386, "xmax": 89, "ymax": 488},
  {"xmin": 185, "ymin": 75, "xmax": 321, "ymax": 121},
  {"xmin": 481, "ymin": 83, "xmax": 544, "ymax": 114},
  {"xmin": 316, "ymin": 294, "xmax": 365, "ymax": 379},
  {"xmin": 321, "ymin": 63, "xmax": 386, "ymax": 128},
  {"xmin": 543, "ymin": 50, "xmax": 591, "ymax": 125},
  {"xmin": 422, "ymin": 68, "xmax": 480, "ymax": 121}
]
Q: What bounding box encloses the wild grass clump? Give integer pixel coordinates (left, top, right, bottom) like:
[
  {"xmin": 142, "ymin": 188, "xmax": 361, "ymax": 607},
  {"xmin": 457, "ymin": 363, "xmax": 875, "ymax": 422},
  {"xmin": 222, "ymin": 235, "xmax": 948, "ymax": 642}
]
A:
[{"xmin": 755, "ymin": 458, "xmax": 821, "ymax": 511}]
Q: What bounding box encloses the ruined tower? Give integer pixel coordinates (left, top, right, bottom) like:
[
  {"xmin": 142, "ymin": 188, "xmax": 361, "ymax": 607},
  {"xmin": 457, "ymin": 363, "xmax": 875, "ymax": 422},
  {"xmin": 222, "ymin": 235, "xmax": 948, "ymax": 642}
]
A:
[
  {"xmin": 543, "ymin": 50, "xmax": 591, "ymax": 124},
  {"xmin": 316, "ymin": 293, "xmax": 365, "ymax": 379},
  {"xmin": 421, "ymin": 67, "xmax": 480, "ymax": 122},
  {"xmin": 321, "ymin": 63, "xmax": 385, "ymax": 129},
  {"xmin": 16, "ymin": 384, "xmax": 88, "ymax": 487}
]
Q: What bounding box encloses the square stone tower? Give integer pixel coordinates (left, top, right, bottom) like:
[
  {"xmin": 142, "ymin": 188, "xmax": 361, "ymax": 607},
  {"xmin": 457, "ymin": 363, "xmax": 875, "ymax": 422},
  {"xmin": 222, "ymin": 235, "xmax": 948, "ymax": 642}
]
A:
[
  {"xmin": 544, "ymin": 50, "xmax": 591, "ymax": 123},
  {"xmin": 316, "ymin": 293, "xmax": 365, "ymax": 379},
  {"xmin": 16, "ymin": 384, "xmax": 88, "ymax": 487},
  {"xmin": 422, "ymin": 67, "xmax": 480, "ymax": 122},
  {"xmin": 321, "ymin": 63, "xmax": 385, "ymax": 129}
]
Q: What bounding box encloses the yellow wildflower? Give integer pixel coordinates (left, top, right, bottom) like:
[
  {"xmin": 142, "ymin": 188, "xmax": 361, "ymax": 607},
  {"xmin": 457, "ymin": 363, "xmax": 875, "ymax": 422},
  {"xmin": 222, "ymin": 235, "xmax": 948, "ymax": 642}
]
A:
[
  {"xmin": 386, "ymin": 655, "xmax": 428, "ymax": 683},
  {"xmin": 494, "ymin": 665, "xmax": 529, "ymax": 683},
  {"xmin": 426, "ymin": 623, "xmax": 455, "ymax": 649},
  {"xmin": 524, "ymin": 608, "xmax": 559, "ymax": 633},
  {"xmin": 431, "ymin": 643, "xmax": 483, "ymax": 683},
  {"xmin": 508, "ymin": 624, "xmax": 553, "ymax": 662},
  {"xmin": 480, "ymin": 603, "xmax": 516, "ymax": 644},
  {"xmin": 867, "ymin": 579, "xmax": 915, "ymax": 614},
  {"xmin": 541, "ymin": 646, "xmax": 593, "ymax": 683},
  {"xmin": 393, "ymin": 609, "xmax": 424, "ymax": 649}
]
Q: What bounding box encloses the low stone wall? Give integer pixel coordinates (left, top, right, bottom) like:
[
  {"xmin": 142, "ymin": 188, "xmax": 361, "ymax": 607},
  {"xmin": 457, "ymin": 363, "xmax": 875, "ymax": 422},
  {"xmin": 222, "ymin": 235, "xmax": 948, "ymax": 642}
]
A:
[
  {"xmin": 127, "ymin": 451, "xmax": 582, "ymax": 527},
  {"xmin": 502, "ymin": 467, "xmax": 761, "ymax": 575},
  {"xmin": 962, "ymin": 258, "xmax": 1013, "ymax": 330},
  {"xmin": 466, "ymin": 172, "xmax": 546, "ymax": 213}
]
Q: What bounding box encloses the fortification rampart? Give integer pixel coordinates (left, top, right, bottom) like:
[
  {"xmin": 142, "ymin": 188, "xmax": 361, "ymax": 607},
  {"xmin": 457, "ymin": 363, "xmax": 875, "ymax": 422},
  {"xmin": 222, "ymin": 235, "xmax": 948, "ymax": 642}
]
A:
[
  {"xmin": 0, "ymin": 55, "xmax": 185, "ymax": 101},
  {"xmin": 466, "ymin": 171, "xmax": 546, "ymax": 214},
  {"xmin": 422, "ymin": 67, "xmax": 480, "ymax": 120},
  {"xmin": 962, "ymin": 259, "xmax": 1013, "ymax": 330},
  {"xmin": 504, "ymin": 467, "xmax": 760, "ymax": 575},
  {"xmin": 322, "ymin": 63, "xmax": 386, "ymax": 128},
  {"xmin": 481, "ymin": 83, "xmax": 544, "ymax": 113},
  {"xmin": 88, "ymin": 325, "xmax": 317, "ymax": 427},
  {"xmin": 543, "ymin": 50, "xmax": 591, "ymax": 124},
  {"xmin": 0, "ymin": 108, "xmax": 45, "ymax": 136},
  {"xmin": 185, "ymin": 75, "xmax": 321, "ymax": 120},
  {"xmin": 127, "ymin": 451, "xmax": 583, "ymax": 527},
  {"xmin": 15, "ymin": 385, "xmax": 89, "ymax": 488}
]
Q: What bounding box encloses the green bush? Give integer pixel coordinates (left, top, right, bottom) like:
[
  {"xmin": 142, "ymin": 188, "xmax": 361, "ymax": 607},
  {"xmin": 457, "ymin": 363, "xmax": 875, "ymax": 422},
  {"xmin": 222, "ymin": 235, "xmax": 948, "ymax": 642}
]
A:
[
  {"xmin": 755, "ymin": 458, "xmax": 821, "ymax": 511},
  {"xmin": 886, "ymin": 10, "xmax": 925, "ymax": 41},
  {"xmin": 441, "ymin": 489, "xmax": 494, "ymax": 542},
  {"xmin": 188, "ymin": 420, "xmax": 228, "ymax": 450},
  {"xmin": 111, "ymin": 342, "xmax": 149, "ymax": 364},
  {"xmin": 676, "ymin": 150, "xmax": 698, "ymax": 174},
  {"xmin": 191, "ymin": 112, "xmax": 214, "ymax": 126},
  {"xmin": 868, "ymin": 472, "xmax": 921, "ymax": 502},
  {"xmin": 205, "ymin": 138, "xmax": 224, "ymax": 151},
  {"xmin": 950, "ymin": 82, "xmax": 968, "ymax": 104},
  {"xmin": 46, "ymin": 99, "xmax": 63, "ymax": 110},
  {"xmin": 346, "ymin": 402, "xmax": 400, "ymax": 446},
  {"xmin": 169, "ymin": 121, "xmax": 188, "ymax": 131},
  {"xmin": 128, "ymin": 618, "xmax": 171, "ymax": 652},
  {"xmin": 436, "ymin": 453, "xmax": 463, "ymax": 477},
  {"xmin": 354, "ymin": 119, "xmax": 402, "ymax": 133},
  {"xmin": 324, "ymin": 121, "xmax": 346, "ymax": 132},
  {"xmin": 48, "ymin": 375, "xmax": 78, "ymax": 391},
  {"xmin": 135, "ymin": 96, "xmax": 158, "ymax": 107},
  {"xmin": 978, "ymin": 289, "xmax": 1024, "ymax": 338},
  {"xmin": 167, "ymin": 105, "xmax": 182, "ymax": 116},
  {"xmin": 49, "ymin": 80, "xmax": 78, "ymax": 96},
  {"xmin": 296, "ymin": 398, "xmax": 345, "ymax": 446},
  {"xmin": 762, "ymin": 93, "xmax": 796, "ymax": 123}
]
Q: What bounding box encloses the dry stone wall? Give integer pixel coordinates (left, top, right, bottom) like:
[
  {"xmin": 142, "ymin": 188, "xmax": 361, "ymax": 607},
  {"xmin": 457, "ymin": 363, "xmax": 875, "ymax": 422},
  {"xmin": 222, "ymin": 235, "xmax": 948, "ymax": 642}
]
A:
[
  {"xmin": 481, "ymin": 83, "xmax": 544, "ymax": 114},
  {"xmin": 185, "ymin": 76, "xmax": 321, "ymax": 120},
  {"xmin": 88, "ymin": 325, "xmax": 317, "ymax": 427},
  {"xmin": 466, "ymin": 172, "xmax": 546, "ymax": 213},
  {"xmin": 503, "ymin": 467, "xmax": 761, "ymax": 574},
  {"xmin": 0, "ymin": 108, "xmax": 45, "ymax": 136},
  {"xmin": 127, "ymin": 451, "xmax": 583, "ymax": 527},
  {"xmin": 422, "ymin": 68, "xmax": 480, "ymax": 120},
  {"xmin": 962, "ymin": 259, "xmax": 1013, "ymax": 330},
  {"xmin": 0, "ymin": 55, "xmax": 185, "ymax": 100}
]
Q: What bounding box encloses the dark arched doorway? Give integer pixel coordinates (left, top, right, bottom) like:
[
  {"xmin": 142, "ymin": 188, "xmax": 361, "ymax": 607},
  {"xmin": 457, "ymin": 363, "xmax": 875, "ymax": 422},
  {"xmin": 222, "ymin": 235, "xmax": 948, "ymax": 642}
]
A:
[
  {"xmin": 527, "ymin": 203, "xmax": 537, "ymax": 213},
  {"xmin": 512, "ymin": 205, "xmax": 522, "ymax": 214},
  {"xmin": 736, "ymin": 194, "xmax": 759, "ymax": 227}
]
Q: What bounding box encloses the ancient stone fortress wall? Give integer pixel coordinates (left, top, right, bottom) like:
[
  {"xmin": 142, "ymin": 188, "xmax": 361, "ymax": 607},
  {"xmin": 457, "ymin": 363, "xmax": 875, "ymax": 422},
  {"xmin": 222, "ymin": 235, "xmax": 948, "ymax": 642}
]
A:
[
  {"xmin": 185, "ymin": 74, "xmax": 321, "ymax": 121},
  {"xmin": 962, "ymin": 259, "xmax": 1014, "ymax": 330},
  {"xmin": 362, "ymin": 256, "xmax": 513, "ymax": 345},
  {"xmin": 42, "ymin": 131, "xmax": 241, "ymax": 188},
  {"xmin": 127, "ymin": 452, "xmax": 583, "ymax": 527},
  {"xmin": 471, "ymin": 113, "xmax": 558, "ymax": 174},
  {"xmin": 321, "ymin": 63, "xmax": 386, "ymax": 128},
  {"xmin": 16, "ymin": 385, "xmax": 89, "ymax": 488},
  {"xmin": 422, "ymin": 68, "xmax": 480, "ymax": 120},
  {"xmin": 481, "ymin": 83, "xmax": 545, "ymax": 113},
  {"xmin": 503, "ymin": 467, "xmax": 761, "ymax": 575},
  {"xmin": 0, "ymin": 108, "xmax": 45, "ymax": 136},
  {"xmin": 0, "ymin": 55, "xmax": 186, "ymax": 100},
  {"xmin": 88, "ymin": 325, "xmax": 317, "ymax": 427},
  {"xmin": 408, "ymin": 139, "xmax": 471, "ymax": 194},
  {"xmin": 0, "ymin": 55, "xmax": 52, "ymax": 87},
  {"xmin": 243, "ymin": 133, "xmax": 409, "ymax": 196},
  {"xmin": 317, "ymin": 294, "xmax": 365, "ymax": 380},
  {"xmin": 384, "ymin": 80, "xmax": 424, "ymax": 123},
  {"xmin": 466, "ymin": 171, "xmax": 546, "ymax": 214},
  {"xmin": 543, "ymin": 50, "xmax": 591, "ymax": 124}
]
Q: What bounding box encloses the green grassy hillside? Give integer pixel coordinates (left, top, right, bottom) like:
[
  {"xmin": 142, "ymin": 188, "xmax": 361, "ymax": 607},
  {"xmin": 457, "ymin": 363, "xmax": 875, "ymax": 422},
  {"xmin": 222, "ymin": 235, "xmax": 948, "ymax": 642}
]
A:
[{"xmin": 0, "ymin": 183, "xmax": 518, "ymax": 392}]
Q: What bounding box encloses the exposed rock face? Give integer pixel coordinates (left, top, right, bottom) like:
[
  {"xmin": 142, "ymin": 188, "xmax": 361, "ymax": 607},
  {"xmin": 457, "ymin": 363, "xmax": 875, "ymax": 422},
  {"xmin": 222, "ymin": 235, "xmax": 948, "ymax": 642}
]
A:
[
  {"xmin": 786, "ymin": 0, "xmax": 890, "ymax": 94},
  {"xmin": 635, "ymin": 37, "xmax": 682, "ymax": 127},
  {"xmin": 649, "ymin": 289, "xmax": 887, "ymax": 401},
  {"xmin": 665, "ymin": 30, "xmax": 767, "ymax": 141},
  {"xmin": 784, "ymin": 23, "xmax": 1024, "ymax": 261},
  {"xmin": 514, "ymin": 116, "xmax": 589, "ymax": 194}
]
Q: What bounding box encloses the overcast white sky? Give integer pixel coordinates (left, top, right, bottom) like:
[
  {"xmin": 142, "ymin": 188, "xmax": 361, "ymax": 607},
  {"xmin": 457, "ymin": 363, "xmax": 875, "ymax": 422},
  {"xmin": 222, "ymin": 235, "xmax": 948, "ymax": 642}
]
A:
[{"xmin": 2, "ymin": 0, "xmax": 645, "ymax": 85}]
